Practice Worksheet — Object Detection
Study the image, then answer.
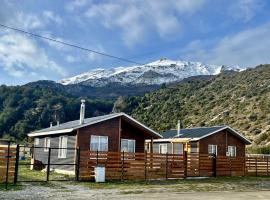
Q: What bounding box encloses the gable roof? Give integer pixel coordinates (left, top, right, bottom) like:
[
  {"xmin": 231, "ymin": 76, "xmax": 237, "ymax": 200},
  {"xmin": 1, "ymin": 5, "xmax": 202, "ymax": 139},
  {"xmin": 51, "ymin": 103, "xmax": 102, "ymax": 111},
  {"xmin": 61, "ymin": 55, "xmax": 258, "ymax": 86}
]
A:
[
  {"xmin": 161, "ymin": 126, "xmax": 251, "ymax": 144},
  {"xmin": 28, "ymin": 113, "xmax": 162, "ymax": 138}
]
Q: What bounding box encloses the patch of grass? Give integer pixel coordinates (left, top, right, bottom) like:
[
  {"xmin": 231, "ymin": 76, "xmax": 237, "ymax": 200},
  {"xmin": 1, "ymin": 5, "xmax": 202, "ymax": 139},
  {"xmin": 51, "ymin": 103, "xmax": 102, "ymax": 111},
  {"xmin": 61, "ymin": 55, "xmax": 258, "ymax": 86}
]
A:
[
  {"xmin": 76, "ymin": 176, "xmax": 270, "ymax": 193},
  {"xmin": 0, "ymin": 183, "xmax": 23, "ymax": 191}
]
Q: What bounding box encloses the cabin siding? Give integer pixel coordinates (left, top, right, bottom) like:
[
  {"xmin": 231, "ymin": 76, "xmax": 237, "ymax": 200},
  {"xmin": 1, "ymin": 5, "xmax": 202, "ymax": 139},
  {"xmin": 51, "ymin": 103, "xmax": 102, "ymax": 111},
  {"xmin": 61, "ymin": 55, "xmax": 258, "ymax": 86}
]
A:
[
  {"xmin": 199, "ymin": 129, "xmax": 246, "ymax": 157},
  {"xmin": 77, "ymin": 117, "xmax": 120, "ymax": 151},
  {"xmin": 34, "ymin": 132, "xmax": 76, "ymax": 172}
]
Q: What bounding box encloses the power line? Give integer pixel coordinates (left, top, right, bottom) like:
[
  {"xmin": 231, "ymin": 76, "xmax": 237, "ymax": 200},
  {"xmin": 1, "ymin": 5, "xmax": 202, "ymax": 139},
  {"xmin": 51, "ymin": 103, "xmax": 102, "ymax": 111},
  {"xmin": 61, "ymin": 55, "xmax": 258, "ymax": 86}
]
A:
[{"xmin": 0, "ymin": 23, "xmax": 145, "ymax": 65}]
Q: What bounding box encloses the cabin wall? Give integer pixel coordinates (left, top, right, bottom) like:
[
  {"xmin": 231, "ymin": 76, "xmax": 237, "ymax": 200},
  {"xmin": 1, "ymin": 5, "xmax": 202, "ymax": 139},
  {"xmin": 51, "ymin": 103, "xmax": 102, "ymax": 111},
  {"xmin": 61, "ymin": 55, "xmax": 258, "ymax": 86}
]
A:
[
  {"xmin": 33, "ymin": 132, "xmax": 76, "ymax": 172},
  {"xmin": 121, "ymin": 119, "xmax": 147, "ymax": 153},
  {"xmin": 77, "ymin": 117, "xmax": 121, "ymax": 151},
  {"xmin": 199, "ymin": 130, "xmax": 246, "ymax": 157}
]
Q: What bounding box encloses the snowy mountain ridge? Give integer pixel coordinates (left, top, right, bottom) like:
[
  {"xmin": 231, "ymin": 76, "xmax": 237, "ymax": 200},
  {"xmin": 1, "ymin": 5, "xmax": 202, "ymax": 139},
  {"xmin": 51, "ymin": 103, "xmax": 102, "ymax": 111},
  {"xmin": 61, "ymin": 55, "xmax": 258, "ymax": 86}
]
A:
[{"xmin": 59, "ymin": 59, "xmax": 245, "ymax": 86}]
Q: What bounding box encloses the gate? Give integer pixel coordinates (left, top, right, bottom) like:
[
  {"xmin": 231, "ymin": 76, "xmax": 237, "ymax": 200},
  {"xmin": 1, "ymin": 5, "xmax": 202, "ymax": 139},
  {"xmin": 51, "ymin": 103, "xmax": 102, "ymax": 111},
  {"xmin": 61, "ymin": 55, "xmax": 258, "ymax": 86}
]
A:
[{"xmin": 15, "ymin": 145, "xmax": 79, "ymax": 183}]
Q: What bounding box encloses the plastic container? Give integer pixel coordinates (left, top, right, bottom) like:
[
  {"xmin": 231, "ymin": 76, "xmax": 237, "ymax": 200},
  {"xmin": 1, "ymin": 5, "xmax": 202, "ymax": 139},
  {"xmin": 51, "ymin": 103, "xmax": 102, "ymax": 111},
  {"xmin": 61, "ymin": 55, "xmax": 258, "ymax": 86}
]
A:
[{"xmin": 95, "ymin": 166, "xmax": 105, "ymax": 182}]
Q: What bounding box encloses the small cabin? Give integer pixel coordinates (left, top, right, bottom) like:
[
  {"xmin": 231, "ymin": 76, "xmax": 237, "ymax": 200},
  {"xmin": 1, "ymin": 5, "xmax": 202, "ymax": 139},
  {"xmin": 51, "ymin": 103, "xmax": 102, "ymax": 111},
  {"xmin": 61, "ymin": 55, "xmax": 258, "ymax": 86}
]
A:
[
  {"xmin": 28, "ymin": 100, "xmax": 161, "ymax": 174},
  {"xmin": 146, "ymin": 125, "xmax": 251, "ymax": 157}
]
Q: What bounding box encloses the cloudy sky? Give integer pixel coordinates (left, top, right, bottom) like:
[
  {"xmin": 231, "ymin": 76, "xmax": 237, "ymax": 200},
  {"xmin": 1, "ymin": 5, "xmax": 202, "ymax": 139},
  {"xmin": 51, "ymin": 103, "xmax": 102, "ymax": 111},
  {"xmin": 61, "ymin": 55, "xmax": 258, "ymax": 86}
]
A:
[{"xmin": 0, "ymin": 0, "xmax": 269, "ymax": 85}]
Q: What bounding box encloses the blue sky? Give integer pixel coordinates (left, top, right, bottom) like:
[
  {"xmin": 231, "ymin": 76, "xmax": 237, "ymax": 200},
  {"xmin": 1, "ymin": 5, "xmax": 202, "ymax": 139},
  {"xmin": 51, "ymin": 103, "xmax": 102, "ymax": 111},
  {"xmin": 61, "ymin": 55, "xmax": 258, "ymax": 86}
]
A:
[{"xmin": 0, "ymin": 0, "xmax": 270, "ymax": 85}]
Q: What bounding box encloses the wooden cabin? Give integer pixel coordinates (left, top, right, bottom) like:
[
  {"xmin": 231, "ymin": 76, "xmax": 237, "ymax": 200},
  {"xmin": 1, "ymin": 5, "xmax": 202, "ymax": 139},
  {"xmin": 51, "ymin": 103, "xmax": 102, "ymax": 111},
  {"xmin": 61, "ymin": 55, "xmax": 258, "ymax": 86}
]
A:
[
  {"xmin": 28, "ymin": 100, "xmax": 161, "ymax": 174},
  {"xmin": 146, "ymin": 126, "xmax": 251, "ymax": 157}
]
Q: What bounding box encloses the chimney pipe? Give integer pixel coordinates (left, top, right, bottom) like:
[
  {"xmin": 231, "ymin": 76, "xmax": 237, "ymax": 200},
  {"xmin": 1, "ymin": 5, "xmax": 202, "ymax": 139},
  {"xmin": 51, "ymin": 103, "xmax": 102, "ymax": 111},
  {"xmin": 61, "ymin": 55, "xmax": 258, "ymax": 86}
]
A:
[
  {"xmin": 50, "ymin": 122, "xmax": 53, "ymax": 128},
  {"xmin": 57, "ymin": 121, "xmax": 60, "ymax": 126},
  {"xmin": 177, "ymin": 120, "xmax": 181, "ymax": 137},
  {"xmin": 80, "ymin": 99, "xmax": 86, "ymax": 125}
]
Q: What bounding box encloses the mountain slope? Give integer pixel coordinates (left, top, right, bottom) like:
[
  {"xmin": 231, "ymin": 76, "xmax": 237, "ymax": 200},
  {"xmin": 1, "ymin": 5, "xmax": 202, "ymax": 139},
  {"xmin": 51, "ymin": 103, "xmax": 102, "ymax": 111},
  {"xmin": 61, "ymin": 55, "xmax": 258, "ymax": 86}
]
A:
[
  {"xmin": 0, "ymin": 85, "xmax": 113, "ymax": 141},
  {"xmin": 121, "ymin": 65, "xmax": 270, "ymax": 146},
  {"xmin": 59, "ymin": 58, "xmax": 244, "ymax": 86}
]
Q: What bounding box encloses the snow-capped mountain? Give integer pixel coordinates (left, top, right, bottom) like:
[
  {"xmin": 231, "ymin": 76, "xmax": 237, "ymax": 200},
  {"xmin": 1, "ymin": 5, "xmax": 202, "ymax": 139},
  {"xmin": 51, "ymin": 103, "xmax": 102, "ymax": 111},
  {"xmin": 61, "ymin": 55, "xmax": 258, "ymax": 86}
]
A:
[{"xmin": 59, "ymin": 59, "xmax": 244, "ymax": 86}]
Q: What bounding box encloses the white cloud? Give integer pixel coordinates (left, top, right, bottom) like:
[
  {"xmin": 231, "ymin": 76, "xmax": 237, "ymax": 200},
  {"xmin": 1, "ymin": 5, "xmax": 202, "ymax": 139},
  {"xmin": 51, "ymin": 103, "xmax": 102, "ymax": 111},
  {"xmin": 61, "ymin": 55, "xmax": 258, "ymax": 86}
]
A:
[
  {"xmin": 43, "ymin": 10, "xmax": 63, "ymax": 25},
  {"xmin": 84, "ymin": 0, "xmax": 205, "ymax": 46},
  {"xmin": 0, "ymin": 33, "xmax": 66, "ymax": 80},
  {"xmin": 229, "ymin": 0, "xmax": 264, "ymax": 22},
  {"xmin": 181, "ymin": 23, "xmax": 270, "ymax": 67},
  {"xmin": 65, "ymin": 0, "xmax": 90, "ymax": 11}
]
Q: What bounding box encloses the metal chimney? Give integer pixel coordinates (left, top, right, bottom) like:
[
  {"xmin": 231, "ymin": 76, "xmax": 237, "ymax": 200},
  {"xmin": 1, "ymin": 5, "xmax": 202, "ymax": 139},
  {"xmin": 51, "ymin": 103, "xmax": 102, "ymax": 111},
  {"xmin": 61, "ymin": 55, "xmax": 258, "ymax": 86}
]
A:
[
  {"xmin": 50, "ymin": 122, "xmax": 53, "ymax": 128},
  {"xmin": 79, "ymin": 99, "xmax": 86, "ymax": 125},
  {"xmin": 177, "ymin": 120, "xmax": 181, "ymax": 137}
]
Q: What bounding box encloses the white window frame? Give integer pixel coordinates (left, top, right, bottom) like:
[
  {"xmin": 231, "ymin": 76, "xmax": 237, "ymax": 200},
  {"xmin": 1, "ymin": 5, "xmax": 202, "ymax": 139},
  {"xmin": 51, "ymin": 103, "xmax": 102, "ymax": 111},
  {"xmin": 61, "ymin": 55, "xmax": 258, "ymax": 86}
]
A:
[
  {"xmin": 159, "ymin": 144, "xmax": 168, "ymax": 154},
  {"xmin": 90, "ymin": 135, "xmax": 108, "ymax": 151},
  {"xmin": 58, "ymin": 136, "xmax": 68, "ymax": 158},
  {"xmin": 121, "ymin": 139, "xmax": 136, "ymax": 153},
  {"xmin": 228, "ymin": 146, "xmax": 236, "ymax": 157},
  {"xmin": 44, "ymin": 137, "xmax": 50, "ymax": 152},
  {"xmin": 208, "ymin": 144, "xmax": 217, "ymax": 155},
  {"xmin": 35, "ymin": 138, "xmax": 39, "ymax": 146}
]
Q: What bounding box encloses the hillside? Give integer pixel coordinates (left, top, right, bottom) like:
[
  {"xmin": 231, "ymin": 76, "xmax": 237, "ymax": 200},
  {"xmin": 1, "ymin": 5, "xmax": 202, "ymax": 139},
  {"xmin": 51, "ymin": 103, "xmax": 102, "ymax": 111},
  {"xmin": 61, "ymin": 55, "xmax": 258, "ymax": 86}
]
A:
[
  {"xmin": 122, "ymin": 65, "xmax": 270, "ymax": 147},
  {"xmin": 0, "ymin": 85, "xmax": 113, "ymax": 141}
]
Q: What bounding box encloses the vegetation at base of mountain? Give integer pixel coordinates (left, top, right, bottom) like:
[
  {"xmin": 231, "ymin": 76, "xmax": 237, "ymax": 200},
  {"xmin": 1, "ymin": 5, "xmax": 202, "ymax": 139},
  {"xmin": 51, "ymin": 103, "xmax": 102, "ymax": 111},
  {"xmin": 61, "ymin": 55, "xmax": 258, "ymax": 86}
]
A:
[
  {"xmin": 121, "ymin": 65, "xmax": 270, "ymax": 147},
  {"xmin": 26, "ymin": 81, "xmax": 160, "ymax": 100},
  {"xmin": 0, "ymin": 85, "xmax": 113, "ymax": 141}
]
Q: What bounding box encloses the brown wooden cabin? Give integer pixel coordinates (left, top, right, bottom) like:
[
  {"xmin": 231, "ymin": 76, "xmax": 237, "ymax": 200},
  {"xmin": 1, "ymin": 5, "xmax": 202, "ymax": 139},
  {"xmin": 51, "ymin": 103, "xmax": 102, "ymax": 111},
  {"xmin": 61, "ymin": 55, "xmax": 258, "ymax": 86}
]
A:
[
  {"xmin": 146, "ymin": 126, "xmax": 251, "ymax": 157},
  {"xmin": 28, "ymin": 101, "xmax": 161, "ymax": 174}
]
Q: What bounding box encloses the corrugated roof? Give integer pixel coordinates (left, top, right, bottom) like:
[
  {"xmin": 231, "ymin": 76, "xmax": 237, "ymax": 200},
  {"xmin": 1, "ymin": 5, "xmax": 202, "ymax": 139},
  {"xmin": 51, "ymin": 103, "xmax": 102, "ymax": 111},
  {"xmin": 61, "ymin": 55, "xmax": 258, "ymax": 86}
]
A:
[
  {"xmin": 161, "ymin": 126, "xmax": 226, "ymax": 139},
  {"xmin": 32, "ymin": 113, "xmax": 120, "ymax": 134},
  {"xmin": 160, "ymin": 126, "xmax": 251, "ymax": 144},
  {"xmin": 28, "ymin": 113, "xmax": 162, "ymax": 138}
]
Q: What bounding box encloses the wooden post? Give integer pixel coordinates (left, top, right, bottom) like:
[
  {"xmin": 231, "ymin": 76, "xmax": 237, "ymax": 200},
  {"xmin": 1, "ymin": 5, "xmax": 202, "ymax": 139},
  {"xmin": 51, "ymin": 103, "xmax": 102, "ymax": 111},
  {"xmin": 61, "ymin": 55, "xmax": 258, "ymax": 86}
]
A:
[
  {"xmin": 46, "ymin": 148, "xmax": 51, "ymax": 182},
  {"xmin": 255, "ymin": 157, "xmax": 258, "ymax": 176},
  {"xmin": 96, "ymin": 149, "xmax": 99, "ymax": 166},
  {"xmin": 267, "ymin": 157, "xmax": 269, "ymax": 176},
  {"xmin": 212, "ymin": 154, "xmax": 216, "ymax": 177},
  {"xmin": 165, "ymin": 153, "xmax": 168, "ymax": 180},
  {"xmin": 121, "ymin": 151, "xmax": 124, "ymax": 181},
  {"xmin": 144, "ymin": 151, "xmax": 147, "ymax": 181},
  {"xmin": 75, "ymin": 147, "xmax": 81, "ymax": 181},
  {"xmin": 14, "ymin": 144, "xmax": 20, "ymax": 184},
  {"xmin": 5, "ymin": 141, "xmax": 11, "ymax": 190},
  {"xmin": 184, "ymin": 151, "xmax": 187, "ymax": 178}
]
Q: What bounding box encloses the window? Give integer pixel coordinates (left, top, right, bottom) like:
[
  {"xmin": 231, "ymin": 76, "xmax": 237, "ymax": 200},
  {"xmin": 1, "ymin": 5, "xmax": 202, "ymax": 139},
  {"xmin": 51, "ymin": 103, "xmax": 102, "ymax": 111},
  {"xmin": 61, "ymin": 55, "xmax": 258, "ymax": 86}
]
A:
[
  {"xmin": 58, "ymin": 136, "xmax": 68, "ymax": 158},
  {"xmin": 228, "ymin": 146, "xmax": 236, "ymax": 157},
  {"xmin": 44, "ymin": 137, "xmax": 50, "ymax": 152},
  {"xmin": 208, "ymin": 144, "xmax": 217, "ymax": 155},
  {"xmin": 190, "ymin": 142, "xmax": 198, "ymax": 153},
  {"xmin": 121, "ymin": 139, "xmax": 135, "ymax": 153},
  {"xmin": 34, "ymin": 138, "xmax": 39, "ymax": 146},
  {"xmin": 159, "ymin": 144, "xmax": 168, "ymax": 154},
  {"xmin": 90, "ymin": 135, "xmax": 108, "ymax": 151}
]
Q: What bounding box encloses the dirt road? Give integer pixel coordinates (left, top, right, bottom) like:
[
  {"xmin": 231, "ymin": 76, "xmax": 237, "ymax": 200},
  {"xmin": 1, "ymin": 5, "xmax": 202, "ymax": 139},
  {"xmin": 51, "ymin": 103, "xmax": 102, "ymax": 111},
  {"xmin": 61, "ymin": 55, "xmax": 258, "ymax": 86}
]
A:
[{"xmin": 1, "ymin": 183, "xmax": 270, "ymax": 200}]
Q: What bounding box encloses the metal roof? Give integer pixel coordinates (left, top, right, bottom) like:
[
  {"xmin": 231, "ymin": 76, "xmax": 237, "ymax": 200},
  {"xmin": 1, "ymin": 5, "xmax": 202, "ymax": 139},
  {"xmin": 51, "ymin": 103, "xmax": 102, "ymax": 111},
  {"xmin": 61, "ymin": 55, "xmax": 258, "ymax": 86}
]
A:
[
  {"xmin": 161, "ymin": 126, "xmax": 251, "ymax": 144},
  {"xmin": 28, "ymin": 113, "xmax": 162, "ymax": 138}
]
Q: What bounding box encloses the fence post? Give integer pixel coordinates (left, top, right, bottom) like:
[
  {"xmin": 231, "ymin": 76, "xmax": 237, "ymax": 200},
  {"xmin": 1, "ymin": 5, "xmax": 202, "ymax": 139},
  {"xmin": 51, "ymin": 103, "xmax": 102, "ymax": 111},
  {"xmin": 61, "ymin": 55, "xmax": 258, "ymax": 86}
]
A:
[
  {"xmin": 144, "ymin": 151, "xmax": 147, "ymax": 181},
  {"xmin": 212, "ymin": 154, "xmax": 216, "ymax": 177},
  {"xmin": 75, "ymin": 147, "xmax": 81, "ymax": 181},
  {"xmin": 267, "ymin": 157, "xmax": 269, "ymax": 176},
  {"xmin": 165, "ymin": 153, "xmax": 168, "ymax": 180},
  {"xmin": 14, "ymin": 144, "xmax": 20, "ymax": 184},
  {"xmin": 184, "ymin": 151, "xmax": 187, "ymax": 178},
  {"xmin": 5, "ymin": 141, "xmax": 11, "ymax": 190},
  {"xmin": 46, "ymin": 147, "xmax": 51, "ymax": 182},
  {"xmin": 255, "ymin": 157, "xmax": 258, "ymax": 176},
  {"xmin": 96, "ymin": 149, "xmax": 99, "ymax": 166},
  {"xmin": 121, "ymin": 151, "xmax": 124, "ymax": 181}
]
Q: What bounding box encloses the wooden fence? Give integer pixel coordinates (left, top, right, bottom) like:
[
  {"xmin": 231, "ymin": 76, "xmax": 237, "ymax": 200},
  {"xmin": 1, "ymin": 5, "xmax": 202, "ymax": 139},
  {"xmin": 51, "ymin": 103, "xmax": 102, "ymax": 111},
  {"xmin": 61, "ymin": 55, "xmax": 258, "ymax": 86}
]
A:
[{"xmin": 0, "ymin": 145, "xmax": 17, "ymax": 184}]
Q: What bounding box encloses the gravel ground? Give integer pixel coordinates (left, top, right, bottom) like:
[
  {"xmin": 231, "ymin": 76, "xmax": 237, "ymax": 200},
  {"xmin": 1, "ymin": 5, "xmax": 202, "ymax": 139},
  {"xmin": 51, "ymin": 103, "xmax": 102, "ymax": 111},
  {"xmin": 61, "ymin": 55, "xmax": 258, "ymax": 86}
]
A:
[{"xmin": 1, "ymin": 182, "xmax": 270, "ymax": 200}]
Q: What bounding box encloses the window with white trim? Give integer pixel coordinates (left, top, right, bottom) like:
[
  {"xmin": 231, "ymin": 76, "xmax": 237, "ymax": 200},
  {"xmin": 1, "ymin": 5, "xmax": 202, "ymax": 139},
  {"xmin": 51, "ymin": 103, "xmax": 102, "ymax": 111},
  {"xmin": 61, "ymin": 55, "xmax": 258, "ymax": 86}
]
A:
[
  {"xmin": 34, "ymin": 138, "xmax": 39, "ymax": 146},
  {"xmin": 121, "ymin": 139, "xmax": 135, "ymax": 153},
  {"xmin": 58, "ymin": 136, "xmax": 68, "ymax": 158},
  {"xmin": 159, "ymin": 144, "xmax": 168, "ymax": 154},
  {"xmin": 90, "ymin": 135, "xmax": 108, "ymax": 151},
  {"xmin": 44, "ymin": 137, "xmax": 50, "ymax": 152},
  {"xmin": 228, "ymin": 146, "xmax": 236, "ymax": 157},
  {"xmin": 208, "ymin": 144, "xmax": 217, "ymax": 155}
]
